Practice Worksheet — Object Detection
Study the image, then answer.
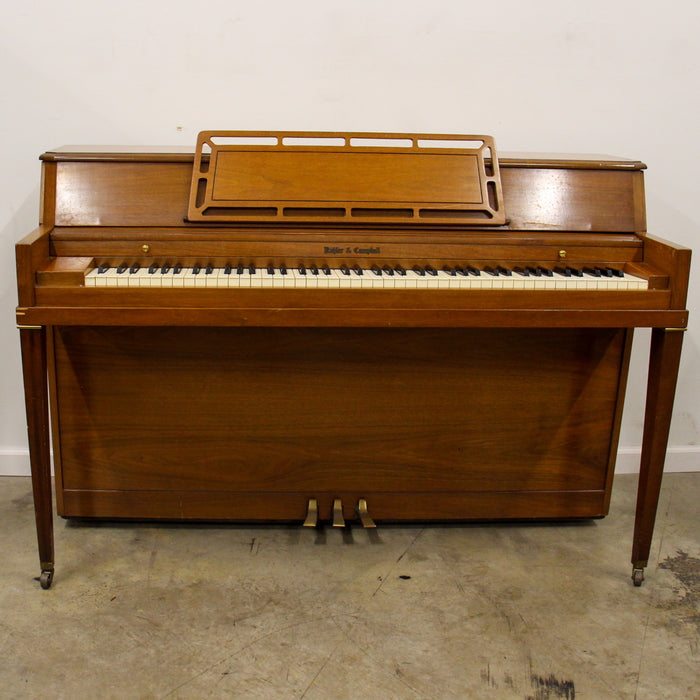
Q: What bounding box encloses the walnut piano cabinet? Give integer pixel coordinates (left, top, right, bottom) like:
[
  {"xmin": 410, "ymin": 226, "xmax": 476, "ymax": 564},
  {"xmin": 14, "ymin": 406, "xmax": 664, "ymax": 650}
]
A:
[{"xmin": 15, "ymin": 132, "xmax": 690, "ymax": 589}]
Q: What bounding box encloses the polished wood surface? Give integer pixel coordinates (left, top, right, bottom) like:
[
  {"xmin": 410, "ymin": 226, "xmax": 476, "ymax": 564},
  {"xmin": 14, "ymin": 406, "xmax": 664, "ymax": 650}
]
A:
[
  {"xmin": 632, "ymin": 328, "xmax": 685, "ymax": 573},
  {"xmin": 19, "ymin": 328, "xmax": 53, "ymax": 588},
  {"xmin": 52, "ymin": 326, "xmax": 625, "ymax": 519},
  {"xmin": 188, "ymin": 132, "xmax": 505, "ymax": 225},
  {"xmin": 43, "ymin": 158, "xmax": 644, "ymax": 231},
  {"xmin": 15, "ymin": 133, "xmax": 691, "ymax": 587}
]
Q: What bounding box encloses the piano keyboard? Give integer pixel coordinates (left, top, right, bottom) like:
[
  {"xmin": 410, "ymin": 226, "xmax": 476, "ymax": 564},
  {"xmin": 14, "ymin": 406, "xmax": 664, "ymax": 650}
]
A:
[{"xmin": 84, "ymin": 263, "xmax": 648, "ymax": 290}]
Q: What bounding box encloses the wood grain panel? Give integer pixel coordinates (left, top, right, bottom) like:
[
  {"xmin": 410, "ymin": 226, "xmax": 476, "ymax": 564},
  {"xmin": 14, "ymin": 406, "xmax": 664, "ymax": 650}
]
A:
[
  {"xmin": 53, "ymin": 327, "xmax": 625, "ymax": 520},
  {"xmin": 61, "ymin": 489, "xmax": 608, "ymax": 521},
  {"xmin": 500, "ymin": 168, "xmax": 637, "ymax": 232},
  {"xmin": 54, "ymin": 162, "xmax": 191, "ymax": 226},
  {"xmin": 50, "ymin": 158, "xmax": 641, "ymax": 232},
  {"xmin": 212, "ymin": 151, "xmax": 482, "ymax": 204}
]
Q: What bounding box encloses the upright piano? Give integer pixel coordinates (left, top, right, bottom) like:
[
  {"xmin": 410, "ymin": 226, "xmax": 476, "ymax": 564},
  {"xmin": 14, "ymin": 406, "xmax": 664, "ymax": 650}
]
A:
[{"xmin": 16, "ymin": 132, "xmax": 690, "ymax": 589}]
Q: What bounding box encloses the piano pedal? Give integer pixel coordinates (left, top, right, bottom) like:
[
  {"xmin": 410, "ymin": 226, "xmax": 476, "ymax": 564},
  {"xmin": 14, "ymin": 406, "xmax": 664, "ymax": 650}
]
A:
[
  {"xmin": 302, "ymin": 498, "xmax": 318, "ymax": 527},
  {"xmin": 356, "ymin": 498, "xmax": 376, "ymax": 528},
  {"xmin": 332, "ymin": 498, "xmax": 346, "ymax": 527}
]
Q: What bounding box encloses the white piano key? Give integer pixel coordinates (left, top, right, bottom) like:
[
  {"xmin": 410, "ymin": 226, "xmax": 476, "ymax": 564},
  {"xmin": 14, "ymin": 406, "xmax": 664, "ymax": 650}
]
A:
[
  {"xmin": 290, "ymin": 270, "xmax": 307, "ymax": 288},
  {"xmin": 204, "ymin": 270, "xmax": 220, "ymax": 287},
  {"xmin": 249, "ymin": 270, "xmax": 264, "ymax": 287}
]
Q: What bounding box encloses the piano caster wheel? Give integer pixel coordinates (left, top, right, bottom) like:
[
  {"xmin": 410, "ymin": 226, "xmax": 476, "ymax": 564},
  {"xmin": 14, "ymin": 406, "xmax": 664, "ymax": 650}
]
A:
[
  {"xmin": 39, "ymin": 569, "xmax": 54, "ymax": 589},
  {"xmin": 632, "ymin": 568, "xmax": 644, "ymax": 587}
]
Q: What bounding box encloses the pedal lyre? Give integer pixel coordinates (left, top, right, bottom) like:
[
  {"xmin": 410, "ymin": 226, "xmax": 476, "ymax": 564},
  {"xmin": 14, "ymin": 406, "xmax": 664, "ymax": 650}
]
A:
[
  {"xmin": 303, "ymin": 498, "xmax": 318, "ymax": 527},
  {"xmin": 357, "ymin": 498, "xmax": 376, "ymax": 528},
  {"xmin": 332, "ymin": 498, "xmax": 346, "ymax": 527}
]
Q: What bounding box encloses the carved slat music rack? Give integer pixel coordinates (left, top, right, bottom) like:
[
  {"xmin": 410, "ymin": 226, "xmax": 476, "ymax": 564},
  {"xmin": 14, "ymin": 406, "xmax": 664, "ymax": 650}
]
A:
[{"xmin": 187, "ymin": 131, "xmax": 506, "ymax": 225}]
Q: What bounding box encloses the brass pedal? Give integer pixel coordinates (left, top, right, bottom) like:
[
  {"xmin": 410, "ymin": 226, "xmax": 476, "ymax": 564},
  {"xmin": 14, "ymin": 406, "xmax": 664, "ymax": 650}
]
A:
[
  {"xmin": 332, "ymin": 498, "xmax": 346, "ymax": 527},
  {"xmin": 357, "ymin": 498, "xmax": 376, "ymax": 528},
  {"xmin": 302, "ymin": 498, "xmax": 318, "ymax": 527}
]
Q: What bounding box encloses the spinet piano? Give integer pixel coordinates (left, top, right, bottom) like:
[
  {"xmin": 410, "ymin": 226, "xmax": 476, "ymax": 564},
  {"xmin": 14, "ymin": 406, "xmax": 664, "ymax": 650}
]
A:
[{"xmin": 16, "ymin": 131, "xmax": 690, "ymax": 589}]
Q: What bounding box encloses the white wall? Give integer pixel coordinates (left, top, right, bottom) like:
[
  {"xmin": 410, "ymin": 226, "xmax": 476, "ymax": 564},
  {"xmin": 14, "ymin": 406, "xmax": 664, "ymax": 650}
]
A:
[{"xmin": 2, "ymin": 0, "xmax": 698, "ymax": 474}]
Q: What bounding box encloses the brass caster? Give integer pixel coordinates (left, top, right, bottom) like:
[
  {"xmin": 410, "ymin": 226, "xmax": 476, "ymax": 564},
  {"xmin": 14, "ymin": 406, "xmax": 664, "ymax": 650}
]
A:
[{"xmin": 38, "ymin": 569, "xmax": 54, "ymax": 590}]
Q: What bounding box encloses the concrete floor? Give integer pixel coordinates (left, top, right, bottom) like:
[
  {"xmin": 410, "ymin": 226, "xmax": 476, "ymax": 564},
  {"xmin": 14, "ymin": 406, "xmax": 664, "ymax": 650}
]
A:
[{"xmin": 1, "ymin": 474, "xmax": 698, "ymax": 699}]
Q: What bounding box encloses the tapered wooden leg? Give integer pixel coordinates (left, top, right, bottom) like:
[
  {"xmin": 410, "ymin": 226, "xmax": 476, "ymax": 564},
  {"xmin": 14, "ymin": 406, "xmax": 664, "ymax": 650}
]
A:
[
  {"xmin": 19, "ymin": 326, "xmax": 54, "ymax": 589},
  {"xmin": 631, "ymin": 327, "xmax": 685, "ymax": 586}
]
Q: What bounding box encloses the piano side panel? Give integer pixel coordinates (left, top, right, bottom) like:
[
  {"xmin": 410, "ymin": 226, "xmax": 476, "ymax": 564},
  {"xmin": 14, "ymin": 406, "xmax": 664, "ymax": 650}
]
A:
[
  {"xmin": 40, "ymin": 161, "xmax": 57, "ymax": 228},
  {"xmin": 15, "ymin": 226, "xmax": 51, "ymax": 309},
  {"xmin": 51, "ymin": 326, "xmax": 626, "ymax": 521},
  {"xmin": 643, "ymin": 234, "xmax": 692, "ymax": 309}
]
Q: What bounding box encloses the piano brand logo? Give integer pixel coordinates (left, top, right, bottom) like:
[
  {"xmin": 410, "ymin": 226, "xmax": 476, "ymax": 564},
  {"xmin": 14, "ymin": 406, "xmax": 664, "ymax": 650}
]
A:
[{"xmin": 324, "ymin": 246, "xmax": 381, "ymax": 255}]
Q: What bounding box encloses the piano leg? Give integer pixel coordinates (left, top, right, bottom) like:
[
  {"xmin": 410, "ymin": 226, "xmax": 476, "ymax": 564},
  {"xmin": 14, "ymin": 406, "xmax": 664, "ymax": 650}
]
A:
[
  {"xmin": 631, "ymin": 327, "xmax": 685, "ymax": 586},
  {"xmin": 19, "ymin": 326, "xmax": 54, "ymax": 589}
]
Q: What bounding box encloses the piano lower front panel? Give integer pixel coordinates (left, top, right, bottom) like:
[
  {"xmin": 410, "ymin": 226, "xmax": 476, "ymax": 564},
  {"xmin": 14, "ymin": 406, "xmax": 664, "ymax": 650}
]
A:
[{"xmin": 50, "ymin": 326, "xmax": 628, "ymax": 521}]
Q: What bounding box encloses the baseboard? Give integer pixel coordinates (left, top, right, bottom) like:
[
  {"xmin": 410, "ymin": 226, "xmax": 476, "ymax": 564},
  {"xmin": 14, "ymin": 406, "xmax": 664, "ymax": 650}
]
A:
[
  {"xmin": 0, "ymin": 449, "xmax": 37, "ymax": 476},
  {"xmin": 2, "ymin": 446, "xmax": 698, "ymax": 477},
  {"xmin": 614, "ymin": 446, "xmax": 700, "ymax": 474}
]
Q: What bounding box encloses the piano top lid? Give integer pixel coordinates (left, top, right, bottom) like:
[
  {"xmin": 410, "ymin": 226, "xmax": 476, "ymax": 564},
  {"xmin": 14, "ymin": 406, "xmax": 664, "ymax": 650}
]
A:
[{"xmin": 40, "ymin": 145, "xmax": 647, "ymax": 170}]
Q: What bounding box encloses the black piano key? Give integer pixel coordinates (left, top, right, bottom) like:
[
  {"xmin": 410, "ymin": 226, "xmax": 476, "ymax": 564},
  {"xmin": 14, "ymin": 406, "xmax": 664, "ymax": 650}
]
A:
[
  {"xmin": 322, "ymin": 264, "xmax": 331, "ymax": 275},
  {"xmin": 454, "ymin": 266, "xmax": 467, "ymax": 277},
  {"xmin": 279, "ymin": 263, "xmax": 288, "ymax": 275},
  {"xmin": 117, "ymin": 263, "xmax": 128, "ymax": 274},
  {"xmin": 248, "ymin": 264, "xmax": 256, "ymax": 275},
  {"xmin": 310, "ymin": 264, "xmax": 319, "ymax": 275},
  {"xmin": 173, "ymin": 264, "xmax": 182, "ymax": 274},
  {"xmin": 597, "ymin": 266, "xmax": 614, "ymax": 277},
  {"xmin": 513, "ymin": 266, "xmax": 529, "ymax": 276},
  {"xmin": 129, "ymin": 263, "xmax": 141, "ymax": 274},
  {"xmin": 443, "ymin": 265, "xmax": 456, "ymax": 276},
  {"xmin": 297, "ymin": 263, "xmax": 307, "ymax": 275},
  {"xmin": 191, "ymin": 265, "xmax": 201, "ymax": 275},
  {"xmin": 205, "ymin": 265, "xmax": 214, "ymax": 275},
  {"xmin": 160, "ymin": 264, "xmax": 170, "ymax": 274},
  {"xmin": 352, "ymin": 264, "xmax": 364, "ymax": 276},
  {"xmin": 582, "ymin": 266, "xmax": 601, "ymax": 277},
  {"xmin": 554, "ymin": 266, "xmax": 571, "ymax": 277},
  {"xmin": 568, "ymin": 267, "xmax": 583, "ymax": 277},
  {"xmin": 97, "ymin": 263, "xmax": 110, "ymax": 274},
  {"xmin": 496, "ymin": 266, "xmax": 512, "ymax": 276},
  {"xmin": 483, "ymin": 266, "xmax": 498, "ymax": 276},
  {"xmin": 382, "ymin": 265, "xmax": 395, "ymax": 276},
  {"xmin": 466, "ymin": 266, "xmax": 481, "ymax": 276},
  {"xmin": 425, "ymin": 265, "xmax": 438, "ymax": 276},
  {"xmin": 538, "ymin": 267, "xmax": 553, "ymax": 277},
  {"xmin": 526, "ymin": 266, "xmax": 541, "ymax": 277},
  {"xmin": 608, "ymin": 266, "xmax": 624, "ymax": 278},
  {"xmin": 394, "ymin": 264, "xmax": 406, "ymax": 276},
  {"xmin": 412, "ymin": 265, "xmax": 426, "ymax": 276},
  {"xmin": 236, "ymin": 264, "xmax": 244, "ymax": 275},
  {"xmin": 340, "ymin": 264, "xmax": 350, "ymax": 276},
  {"xmin": 267, "ymin": 263, "xmax": 275, "ymax": 275},
  {"xmin": 371, "ymin": 264, "xmax": 383, "ymax": 276},
  {"xmin": 224, "ymin": 265, "xmax": 232, "ymax": 275}
]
